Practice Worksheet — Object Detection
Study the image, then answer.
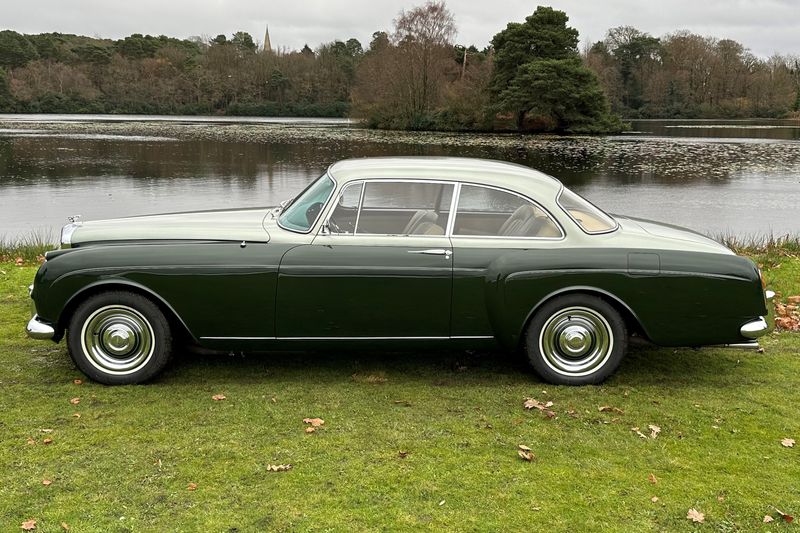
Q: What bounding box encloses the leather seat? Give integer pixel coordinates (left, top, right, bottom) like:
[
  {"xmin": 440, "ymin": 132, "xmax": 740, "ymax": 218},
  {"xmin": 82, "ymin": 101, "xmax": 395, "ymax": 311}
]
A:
[
  {"xmin": 499, "ymin": 205, "xmax": 542, "ymax": 237},
  {"xmin": 403, "ymin": 210, "xmax": 438, "ymax": 235}
]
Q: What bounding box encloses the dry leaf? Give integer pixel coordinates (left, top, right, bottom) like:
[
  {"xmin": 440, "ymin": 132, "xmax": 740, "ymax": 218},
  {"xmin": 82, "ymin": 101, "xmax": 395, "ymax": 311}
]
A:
[
  {"xmin": 517, "ymin": 444, "xmax": 535, "ymax": 461},
  {"xmin": 72, "ymin": 413, "xmax": 81, "ymax": 418},
  {"xmin": 60, "ymin": 523, "xmax": 70, "ymax": 531},
  {"xmin": 15, "ymin": 257, "xmax": 24, "ymax": 266},
  {"xmin": 687, "ymin": 508, "xmax": 705, "ymax": 523},
  {"xmin": 763, "ymin": 515, "xmax": 774, "ymax": 523},
  {"xmin": 39, "ymin": 429, "xmax": 53, "ymax": 434},
  {"xmin": 598, "ymin": 405, "xmax": 624, "ymax": 414},
  {"xmin": 398, "ymin": 451, "xmax": 409, "ymax": 459},
  {"xmin": 72, "ymin": 379, "xmax": 82, "ymax": 385},
  {"xmin": 187, "ymin": 482, "xmax": 197, "ymax": 491},
  {"xmin": 523, "ymin": 398, "xmax": 543, "ymax": 410},
  {"xmin": 304, "ymin": 427, "xmax": 316, "ymax": 434},
  {"xmin": 303, "ymin": 417, "xmax": 324, "ymax": 427},
  {"xmin": 26, "ymin": 437, "xmax": 36, "ymax": 445},
  {"xmin": 518, "ymin": 444, "xmax": 532, "ymax": 451},
  {"xmin": 21, "ymin": 519, "xmax": 36, "ymax": 531},
  {"xmin": 787, "ymin": 295, "xmax": 800, "ymax": 304},
  {"xmin": 781, "ymin": 438, "xmax": 795, "ymax": 448},
  {"xmin": 266, "ymin": 464, "xmax": 293, "ymax": 472},
  {"xmin": 69, "ymin": 397, "xmax": 80, "ymax": 405},
  {"xmin": 42, "ymin": 438, "xmax": 53, "ymax": 445},
  {"xmin": 648, "ymin": 473, "xmax": 658, "ymax": 484},
  {"xmin": 544, "ymin": 401, "xmax": 553, "ymax": 408},
  {"xmin": 42, "ymin": 479, "xmax": 52, "ymax": 486},
  {"xmin": 649, "ymin": 424, "xmax": 661, "ymax": 439},
  {"xmin": 211, "ymin": 394, "xmax": 226, "ymax": 401},
  {"xmin": 651, "ymin": 496, "xmax": 659, "ymax": 503},
  {"xmin": 631, "ymin": 427, "xmax": 648, "ymax": 439}
]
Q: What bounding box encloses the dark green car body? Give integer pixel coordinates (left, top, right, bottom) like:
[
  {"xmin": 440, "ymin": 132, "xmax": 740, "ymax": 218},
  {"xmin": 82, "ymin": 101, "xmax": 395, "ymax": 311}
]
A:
[{"xmin": 28, "ymin": 157, "xmax": 770, "ymax": 358}]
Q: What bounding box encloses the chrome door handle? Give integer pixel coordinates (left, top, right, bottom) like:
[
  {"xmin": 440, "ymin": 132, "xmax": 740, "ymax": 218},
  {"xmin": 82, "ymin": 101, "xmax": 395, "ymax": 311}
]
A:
[{"xmin": 408, "ymin": 249, "xmax": 452, "ymax": 257}]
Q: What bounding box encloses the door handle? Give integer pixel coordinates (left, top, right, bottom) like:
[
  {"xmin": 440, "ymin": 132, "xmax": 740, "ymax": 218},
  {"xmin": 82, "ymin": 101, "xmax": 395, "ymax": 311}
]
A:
[{"xmin": 408, "ymin": 249, "xmax": 452, "ymax": 258}]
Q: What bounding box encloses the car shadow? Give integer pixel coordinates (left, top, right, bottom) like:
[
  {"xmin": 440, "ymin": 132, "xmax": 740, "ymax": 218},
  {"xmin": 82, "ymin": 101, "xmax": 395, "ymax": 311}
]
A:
[{"xmin": 158, "ymin": 342, "xmax": 751, "ymax": 388}]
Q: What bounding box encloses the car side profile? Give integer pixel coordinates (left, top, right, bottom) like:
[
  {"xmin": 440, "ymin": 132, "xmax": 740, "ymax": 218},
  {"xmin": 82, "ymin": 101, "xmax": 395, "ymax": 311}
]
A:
[{"xmin": 26, "ymin": 157, "xmax": 772, "ymax": 385}]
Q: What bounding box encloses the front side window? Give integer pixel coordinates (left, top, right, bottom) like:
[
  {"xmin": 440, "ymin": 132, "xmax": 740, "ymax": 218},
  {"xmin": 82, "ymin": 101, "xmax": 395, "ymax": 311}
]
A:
[
  {"xmin": 278, "ymin": 174, "xmax": 336, "ymax": 232},
  {"xmin": 453, "ymin": 184, "xmax": 562, "ymax": 238},
  {"xmin": 328, "ymin": 181, "xmax": 363, "ymax": 234},
  {"xmin": 557, "ymin": 188, "xmax": 617, "ymax": 234},
  {"xmin": 355, "ymin": 181, "xmax": 454, "ymax": 235}
]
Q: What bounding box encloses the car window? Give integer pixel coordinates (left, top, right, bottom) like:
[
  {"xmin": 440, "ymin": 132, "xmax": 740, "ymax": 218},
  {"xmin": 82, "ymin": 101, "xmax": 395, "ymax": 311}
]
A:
[
  {"xmin": 355, "ymin": 181, "xmax": 454, "ymax": 236},
  {"xmin": 557, "ymin": 188, "xmax": 617, "ymax": 234},
  {"xmin": 279, "ymin": 174, "xmax": 336, "ymax": 233},
  {"xmin": 453, "ymin": 184, "xmax": 562, "ymax": 238},
  {"xmin": 328, "ymin": 182, "xmax": 363, "ymax": 234}
]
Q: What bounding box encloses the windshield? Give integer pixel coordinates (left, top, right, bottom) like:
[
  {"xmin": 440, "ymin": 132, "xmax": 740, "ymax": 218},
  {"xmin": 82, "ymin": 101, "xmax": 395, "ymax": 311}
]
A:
[
  {"xmin": 557, "ymin": 188, "xmax": 617, "ymax": 234},
  {"xmin": 278, "ymin": 174, "xmax": 336, "ymax": 233}
]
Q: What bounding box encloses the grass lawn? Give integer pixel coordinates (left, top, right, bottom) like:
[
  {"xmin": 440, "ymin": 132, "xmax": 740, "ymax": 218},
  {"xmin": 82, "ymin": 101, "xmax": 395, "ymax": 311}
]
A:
[{"xmin": 1, "ymin": 257, "xmax": 798, "ymax": 532}]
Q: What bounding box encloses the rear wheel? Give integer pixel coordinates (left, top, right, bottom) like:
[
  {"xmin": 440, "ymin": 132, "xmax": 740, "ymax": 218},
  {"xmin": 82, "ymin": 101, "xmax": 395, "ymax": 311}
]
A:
[
  {"xmin": 67, "ymin": 291, "xmax": 172, "ymax": 385},
  {"xmin": 525, "ymin": 295, "xmax": 627, "ymax": 385}
]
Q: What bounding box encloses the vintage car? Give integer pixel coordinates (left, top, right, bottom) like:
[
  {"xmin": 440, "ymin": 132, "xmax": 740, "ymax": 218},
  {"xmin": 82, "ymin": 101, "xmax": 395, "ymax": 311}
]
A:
[{"xmin": 26, "ymin": 157, "xmax": 773, "ymax": 385}]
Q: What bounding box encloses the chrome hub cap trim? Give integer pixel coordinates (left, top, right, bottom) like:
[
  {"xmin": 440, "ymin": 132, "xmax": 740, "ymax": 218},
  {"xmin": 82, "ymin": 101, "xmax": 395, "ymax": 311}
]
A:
[
  {"xmin": 80, "ymin": 305, "xmax": 155, "ymax": 375},
  {"xmin": 539, "ymin": 306, "xmax": 614, "ymax": 377}
]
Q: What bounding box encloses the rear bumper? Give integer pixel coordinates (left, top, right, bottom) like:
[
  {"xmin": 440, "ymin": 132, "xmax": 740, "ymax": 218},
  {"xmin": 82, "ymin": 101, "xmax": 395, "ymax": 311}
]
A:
[{"xmin": 26, "ymin": 314, "xmax": 56, "ymax": 340}]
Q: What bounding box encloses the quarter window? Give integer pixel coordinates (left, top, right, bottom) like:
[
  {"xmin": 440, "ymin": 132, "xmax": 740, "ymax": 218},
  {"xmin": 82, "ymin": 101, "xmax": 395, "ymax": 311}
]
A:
[
  {"xmin": 557, "ymin": 188, "xmax": 617, "ymax": 234},
  {"xmin": 453, "ymin": 185, "xmax": 562, "ymax": 238}
]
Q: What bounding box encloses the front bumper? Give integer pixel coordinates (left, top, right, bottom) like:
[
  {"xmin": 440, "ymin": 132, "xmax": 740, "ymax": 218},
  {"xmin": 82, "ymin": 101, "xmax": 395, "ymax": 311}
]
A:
[{"xmin": 26, "ymin": 314, "xmax": 56, "ymax": 340}]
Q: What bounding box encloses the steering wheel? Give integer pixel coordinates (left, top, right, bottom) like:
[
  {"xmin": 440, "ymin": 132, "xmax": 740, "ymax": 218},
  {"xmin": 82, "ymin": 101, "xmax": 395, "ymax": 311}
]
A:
[{"xmin": 305, "ymin": 202, "xmax": 323, "ymax": 225}]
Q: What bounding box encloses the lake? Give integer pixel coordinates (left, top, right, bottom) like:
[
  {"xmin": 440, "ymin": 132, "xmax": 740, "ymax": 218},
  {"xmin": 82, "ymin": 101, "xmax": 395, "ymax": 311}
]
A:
[{"xmin": 1, "ymin": 115, "xmax": 799, "ymax": 242}]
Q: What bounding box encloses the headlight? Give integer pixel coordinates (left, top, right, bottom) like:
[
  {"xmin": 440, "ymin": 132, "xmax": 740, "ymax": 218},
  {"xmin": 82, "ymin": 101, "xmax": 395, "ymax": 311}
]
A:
[{"xmin": 60, "ymin": 215, "xmax": 82, "ymax": 248}]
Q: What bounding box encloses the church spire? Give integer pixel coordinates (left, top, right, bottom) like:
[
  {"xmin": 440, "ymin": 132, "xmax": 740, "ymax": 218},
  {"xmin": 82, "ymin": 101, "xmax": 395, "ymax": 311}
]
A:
[{"xmin": 263, "ymin": 24, "xmax": 272, "ymax": 52}]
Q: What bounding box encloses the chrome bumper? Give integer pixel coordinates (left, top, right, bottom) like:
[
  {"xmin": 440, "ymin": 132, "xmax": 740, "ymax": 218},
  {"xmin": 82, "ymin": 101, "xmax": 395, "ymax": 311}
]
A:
[
  {"xmin": 738, "ymin": 290, "xmax": 776, "ymax": 340},
  {"xmin": 26, "ymin": 314, "xmax": 55, "ymax": 340}
]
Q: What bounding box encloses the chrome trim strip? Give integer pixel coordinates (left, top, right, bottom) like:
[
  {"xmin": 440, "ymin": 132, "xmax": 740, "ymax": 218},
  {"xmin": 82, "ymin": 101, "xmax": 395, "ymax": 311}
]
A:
[
  {"xmin": 200, "ymin": 336, "xmax": 277, "ymax": 340},
  {"xmin": 451, "ymin": 335, "xmax": 494, "ymax": 340},
  {"xmin": 200, "ymin": 335, "xmax": 473, "ymax": 341},
  {"xmin": 26, "ymin": 314, "xmax": 55, "ymax": 340},
  {"xmin": 740, "ymin": 317, "xmax": 769, "ymax": 339},
  {"xmin": 721, "ymin": 342, "xmax": 761, "ymax": 350},
  {"xmin": 445, "ymin": 182, "xmax": 460, "ymax": 237}
]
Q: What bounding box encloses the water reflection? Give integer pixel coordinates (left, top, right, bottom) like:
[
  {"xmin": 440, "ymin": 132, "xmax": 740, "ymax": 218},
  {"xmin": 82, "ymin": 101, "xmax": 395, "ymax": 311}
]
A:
[{"xmin": 1, "ymin": 118, "xmax": 799, "ymax": 241}]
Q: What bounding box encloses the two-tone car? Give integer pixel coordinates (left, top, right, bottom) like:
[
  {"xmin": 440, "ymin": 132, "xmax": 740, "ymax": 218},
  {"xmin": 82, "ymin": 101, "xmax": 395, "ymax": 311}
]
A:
[{"xmin": 27, "ymin": 157, "xmax": 773, "ymax": 385}]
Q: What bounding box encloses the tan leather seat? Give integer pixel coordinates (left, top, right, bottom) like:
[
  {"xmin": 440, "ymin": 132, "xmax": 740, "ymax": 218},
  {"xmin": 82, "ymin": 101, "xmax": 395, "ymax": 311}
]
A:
[
  {"xmin": 499, "ymin": 205, "xmax": 540, "ymax": 236},
  {"xmin": 403, "ymin": 210, "xmax": 438, "ymax": 235},
  {"xmin": 416, "ymin": 221, "xmax": 445, "ymax": 235}
]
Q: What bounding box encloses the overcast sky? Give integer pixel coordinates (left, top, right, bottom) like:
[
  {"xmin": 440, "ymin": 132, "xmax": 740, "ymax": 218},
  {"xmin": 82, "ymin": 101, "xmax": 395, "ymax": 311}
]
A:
[{"xmin": 3, "ymin": 0, "xmax": 798, "ymax": 58}]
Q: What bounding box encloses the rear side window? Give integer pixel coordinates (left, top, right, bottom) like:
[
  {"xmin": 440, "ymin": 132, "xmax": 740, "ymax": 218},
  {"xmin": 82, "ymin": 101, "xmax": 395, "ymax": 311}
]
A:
[{"xmin": 453, "ymin": 185, "xmax": 562, "ymax": 238}]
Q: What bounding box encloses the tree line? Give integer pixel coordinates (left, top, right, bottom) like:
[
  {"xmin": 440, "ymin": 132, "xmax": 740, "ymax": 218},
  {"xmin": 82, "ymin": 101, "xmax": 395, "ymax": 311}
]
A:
[{"xmin": 0, "ymin": 2, "xmax": 798, "ymax": 132}]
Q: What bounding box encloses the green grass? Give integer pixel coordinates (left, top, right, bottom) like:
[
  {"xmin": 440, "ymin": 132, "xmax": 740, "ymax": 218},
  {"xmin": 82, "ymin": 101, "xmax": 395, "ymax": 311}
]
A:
[{"xmin": 1, "ymin": 260, "xmax": 799, "ymax": 532}]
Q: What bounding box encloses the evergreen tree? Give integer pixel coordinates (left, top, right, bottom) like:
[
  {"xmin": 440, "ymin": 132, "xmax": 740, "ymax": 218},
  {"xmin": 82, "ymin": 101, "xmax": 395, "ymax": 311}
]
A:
[{"xmin": 490, "ymin": 6, "xmax": 620, "ymax": 132}]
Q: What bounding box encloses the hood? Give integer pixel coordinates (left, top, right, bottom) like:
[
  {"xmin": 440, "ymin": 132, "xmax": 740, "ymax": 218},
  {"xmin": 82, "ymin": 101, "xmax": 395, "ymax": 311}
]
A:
[
  {"xmin": 67, "ymin": 208, "xmax": 271, "ymax": 246},
  {"xmin": 612, "ymin": 215, "xmax": 734, "ymax": 255}
]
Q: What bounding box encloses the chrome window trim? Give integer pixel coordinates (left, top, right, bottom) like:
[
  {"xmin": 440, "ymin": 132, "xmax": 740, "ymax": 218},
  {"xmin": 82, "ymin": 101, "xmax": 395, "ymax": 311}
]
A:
[
  {"xmin": 451, "ymin": 181, "xmax": 566, "ymax": 241},
  {"xmin": 556, "ymin": 185, "xmax": 619, "ymax": 235},
  {"xmin": 325, "ymin": 180, "xmax": 365, "ymax": 235},
  {"xmin": 277, "ymin": 173, "xmax": 338, "ymax": 234}
]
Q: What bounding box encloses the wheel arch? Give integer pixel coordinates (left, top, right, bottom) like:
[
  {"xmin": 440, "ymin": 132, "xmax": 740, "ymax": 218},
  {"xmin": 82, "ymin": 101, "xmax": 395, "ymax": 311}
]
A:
[
  {"xmin": 57, "ymin": 280, "xmax": 197, "ymax": 343},
  {"xmin": 516, "ymin": 286, "xmax": 651, "ymax": 350}
]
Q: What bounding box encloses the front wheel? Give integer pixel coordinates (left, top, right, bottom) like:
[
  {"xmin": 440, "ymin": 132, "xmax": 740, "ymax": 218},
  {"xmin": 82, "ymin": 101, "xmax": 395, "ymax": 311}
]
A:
[
  {"xmin": 67, "ymin": 291, "xmax": 173, "ymax": 385},
  {"xmin": 525, "ymin": 295, "xmax": 627, "ymax": 385}
]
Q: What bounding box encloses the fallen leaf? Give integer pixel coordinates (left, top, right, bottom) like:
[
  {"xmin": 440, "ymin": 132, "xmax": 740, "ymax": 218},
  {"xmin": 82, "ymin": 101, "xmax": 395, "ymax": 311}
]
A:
[
  {"xmin": 598, "ymin": 405, "xmax": 624, "ymax": 414},
  {"xmin": 763, "ymin": 515, "xmax": 774, "ymax": 523},
  {"xmin": 649, "ymin": 424, "xmax": 661, "ymax": 439},
  {"xmin": 69, "ymin": 397, "xmax": 80, "ymax": 405},
  {"xmin": 517, "ymin": 444, "xmax": 535, "ymax": 461},
  {"xmin": 72, "ymin": 379, "xmax": 82, "ymax": 385},
  {"xmin": 187, "ymin": 482, "xmax": 197, "ymax": 491},
  {"xmin": 211, "ymin": 394, "xmax": 226, "ymax": 401},
  {"xmin": 398, "ymin": 451, "xmax": 409, "ymax": 459},
  {"xmin": 266, "ymin": 464, "xmax": 293, "ymax": 472},
  {"xmin": 60, "ymin": 523, "xmax": 69, "ymax": 531},
  {"xmin": 26, "ymin": 437, "xmax": 36, "ymax": 445},
  {"xmin": 439, "ymin": 500, "xmax": 445, "ymax": 506},
  {"xmin": 717, "ymin": 494, "xmax": 725, "ymax": 502},
  {"xmin": 787, "ymin": 295, "xmax": 800, "ymax": 304},
  {"xmin": 15, "ymin": 257, "xmax": 24, "ymax": 266},
  {"xmin": 303, "ymin": 417, "xmax": 324, "ymax": 427},
  {"xmin": 648, "ymin": 473, "xmax": 658, "ymax": 484},
  {"xmin": 42, "ymin": 438, "xmax": 53, "ymax": 445},
  {"xmin": 523, "ymin": 398, "xmax": 543, "ymax": 410},
  {"xmin": 72, "ymin": 413, "xmax": 81, "ymax": 418},
  {"xmin": 21, "ymin": 519, "xmax": 36, "ymax": 531},
  {"xmin": 687, "ymin": 508, "xmax": 705, "ymax": 523},
  {"xmin": 544, "ymin": 401, "xmax": 554, "ymax": 408},
  {"xmin": 518, "ymin": 444, "xmax": 532, "ymax": 451},
  {"xmin": 631, "ymin": 427, "xmax": 648, "ymax": 439},
  {"xmin": 42, "ymin": 479, "xmax": 52, "ymax": 486},
  {"xmin": 781, "ymin": 438, "xmax": 795, "ymax": 448},
  {"xmin": 271, "ymin": 397, "xmax": 277, "ymax": 403},
  {"xmin": 304, "ymin": 427, "xmax": 316, "ymax": 434},
  {"xmin": 651, "ymin": 496, "xmax": 659, "ymax": 503},
  {"xmin": 39, "ymin": 429, "xmax": 53, "ymax": 434}
]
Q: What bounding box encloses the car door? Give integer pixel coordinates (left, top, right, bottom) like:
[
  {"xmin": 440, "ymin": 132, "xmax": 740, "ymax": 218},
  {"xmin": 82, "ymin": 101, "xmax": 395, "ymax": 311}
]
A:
[{"xmin": 275, "ymin": 179, "xmax": 456, "ymax": 339}]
